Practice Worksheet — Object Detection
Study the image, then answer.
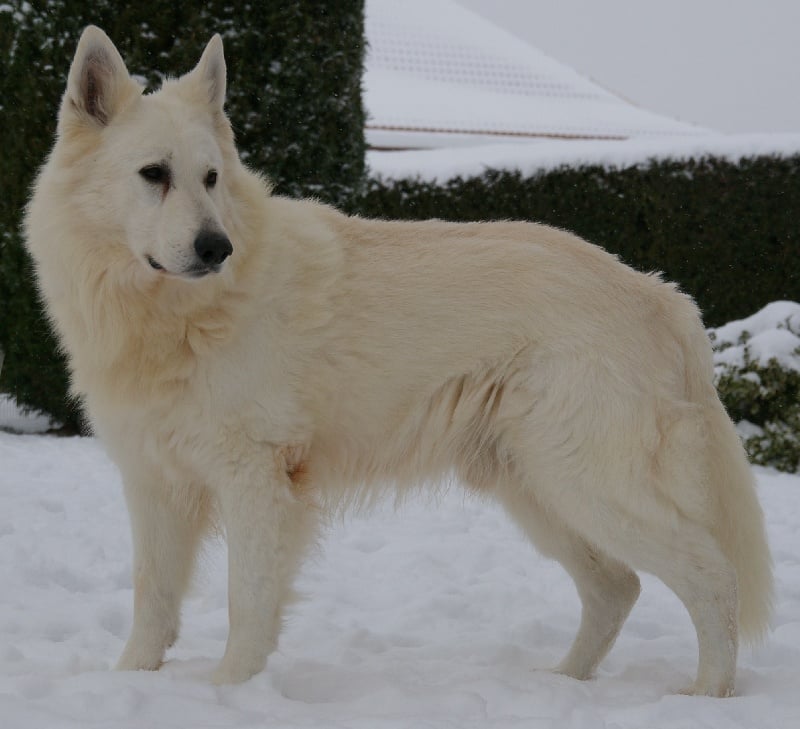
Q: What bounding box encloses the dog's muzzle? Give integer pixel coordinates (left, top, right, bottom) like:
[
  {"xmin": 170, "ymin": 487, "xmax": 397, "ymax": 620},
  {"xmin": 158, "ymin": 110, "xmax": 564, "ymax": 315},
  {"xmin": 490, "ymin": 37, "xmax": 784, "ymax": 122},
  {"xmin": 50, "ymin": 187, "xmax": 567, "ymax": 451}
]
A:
[{"xmin": 146, "ymin": 231, "xmax": 233, "ymax": 278}]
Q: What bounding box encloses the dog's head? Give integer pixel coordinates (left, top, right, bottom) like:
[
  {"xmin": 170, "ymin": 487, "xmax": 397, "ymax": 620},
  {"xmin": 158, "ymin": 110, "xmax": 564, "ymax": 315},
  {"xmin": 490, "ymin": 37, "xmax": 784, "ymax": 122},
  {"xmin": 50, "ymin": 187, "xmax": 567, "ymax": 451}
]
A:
[{"xmin": 59, "ymin": 26, "xmax": 236, "ymax": 280}]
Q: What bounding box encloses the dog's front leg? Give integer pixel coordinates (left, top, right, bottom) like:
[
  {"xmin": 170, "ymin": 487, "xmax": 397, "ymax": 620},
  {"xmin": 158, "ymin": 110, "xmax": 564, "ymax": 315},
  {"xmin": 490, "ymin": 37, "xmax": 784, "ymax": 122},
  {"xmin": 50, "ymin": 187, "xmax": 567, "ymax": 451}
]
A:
[
  {"xmin": 117, "ymin": 469, "xmax": 209, "ymax": 672},
  {"xmin": 211, "ymin": 446, "xmax": 317, "ymax": 685}
]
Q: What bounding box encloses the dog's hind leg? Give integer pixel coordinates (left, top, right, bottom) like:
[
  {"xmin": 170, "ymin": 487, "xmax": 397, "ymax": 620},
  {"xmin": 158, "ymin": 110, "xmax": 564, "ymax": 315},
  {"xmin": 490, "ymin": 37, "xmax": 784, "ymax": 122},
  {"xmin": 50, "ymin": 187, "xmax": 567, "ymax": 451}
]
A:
[
  {"xmin": 496, "ymin": 490, "xmax": 641, "ymax": 681},
  {"xmin": 554, "ymin": 545, "xmax": 640, "ymax": 681},
  {"xmin": 611, "ymin": 520, "xmax": 739, "ymax": 697},
  {"xmin": 116, "ymin": 471, "xmax": 211, "ymax": 672},
  {"xmin": 522, "ymin": 481, "xmax": 739, "ymax": 696}
]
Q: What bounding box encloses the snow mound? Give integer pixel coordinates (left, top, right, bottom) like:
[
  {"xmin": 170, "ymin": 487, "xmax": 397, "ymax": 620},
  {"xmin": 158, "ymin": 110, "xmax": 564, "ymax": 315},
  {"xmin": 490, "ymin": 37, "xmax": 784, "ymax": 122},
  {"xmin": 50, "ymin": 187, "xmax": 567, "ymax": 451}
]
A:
[
  {"xmin": 710, "ymin": 301, "xmax": 800, "ymax": 373},
  {"xmin": 0, "ymin": 394, "xmax": 54, "ymax": 434}
]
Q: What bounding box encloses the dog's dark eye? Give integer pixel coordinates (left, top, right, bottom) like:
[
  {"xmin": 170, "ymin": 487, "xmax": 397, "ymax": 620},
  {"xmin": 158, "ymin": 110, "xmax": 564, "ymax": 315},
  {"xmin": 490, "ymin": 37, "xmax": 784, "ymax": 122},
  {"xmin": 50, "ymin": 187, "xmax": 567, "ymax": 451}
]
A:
[
  {"xmin": 139, "ymin": 164, "xmax": 169, "ymax": 184},
  {"xmin": 205, "ymin": 170, "xmax": 218, "ymax": 188}
]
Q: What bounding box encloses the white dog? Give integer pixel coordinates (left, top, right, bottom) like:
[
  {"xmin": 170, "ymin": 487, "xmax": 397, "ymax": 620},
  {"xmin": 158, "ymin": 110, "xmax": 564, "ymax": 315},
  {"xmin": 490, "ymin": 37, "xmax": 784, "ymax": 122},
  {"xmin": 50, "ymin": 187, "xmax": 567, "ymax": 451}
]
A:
[{"xmin": 24, "ymin": 27, "xmax": 772, "ymax": 696}]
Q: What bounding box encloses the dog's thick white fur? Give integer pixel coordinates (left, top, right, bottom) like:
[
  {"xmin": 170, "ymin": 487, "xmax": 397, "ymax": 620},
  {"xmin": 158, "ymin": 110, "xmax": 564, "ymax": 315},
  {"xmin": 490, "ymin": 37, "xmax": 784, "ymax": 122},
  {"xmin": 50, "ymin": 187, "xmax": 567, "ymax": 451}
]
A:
[{"xmin": 25, "ymin": 27, "xmax": 772, "ymax": 696}]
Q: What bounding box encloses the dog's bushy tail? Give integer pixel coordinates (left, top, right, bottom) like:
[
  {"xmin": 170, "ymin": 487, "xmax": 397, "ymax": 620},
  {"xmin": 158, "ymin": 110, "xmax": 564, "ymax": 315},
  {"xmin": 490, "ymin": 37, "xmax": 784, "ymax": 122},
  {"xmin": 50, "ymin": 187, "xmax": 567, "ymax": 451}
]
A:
[
  {"xmin": 682, "ymin": 320, "xmax": 774, "ymax": 644},
  {"xmin": 704, "ymin": 395, "xmax": 774, "ymax": 643}
]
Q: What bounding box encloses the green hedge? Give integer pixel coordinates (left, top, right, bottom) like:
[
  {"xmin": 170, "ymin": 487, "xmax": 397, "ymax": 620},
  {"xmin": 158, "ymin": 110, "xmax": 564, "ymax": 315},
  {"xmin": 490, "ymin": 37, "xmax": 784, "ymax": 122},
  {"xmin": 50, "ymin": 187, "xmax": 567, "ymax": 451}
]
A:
[
  {"xmin": 0, "ymin": 1, "xmax": 365, "ymax": 431},
  {"xmin": 711, "ymin": 307, "xmax": 800, "ymax": 473},
  {"xmin": 358, "ymin": 155, "xmax": 800, "ymax": 328},
  {"xmin": 717, "ymin": 358, "xmax": 800, "ymax": 473}
]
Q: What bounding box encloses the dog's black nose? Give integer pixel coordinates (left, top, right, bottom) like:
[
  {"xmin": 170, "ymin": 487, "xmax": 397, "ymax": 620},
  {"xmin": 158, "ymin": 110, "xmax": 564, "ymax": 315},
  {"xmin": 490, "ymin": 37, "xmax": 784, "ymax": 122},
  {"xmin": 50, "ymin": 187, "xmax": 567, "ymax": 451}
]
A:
[{"xmin": 194, "ymin": 230, "xmax": 232, "ymax": 266}]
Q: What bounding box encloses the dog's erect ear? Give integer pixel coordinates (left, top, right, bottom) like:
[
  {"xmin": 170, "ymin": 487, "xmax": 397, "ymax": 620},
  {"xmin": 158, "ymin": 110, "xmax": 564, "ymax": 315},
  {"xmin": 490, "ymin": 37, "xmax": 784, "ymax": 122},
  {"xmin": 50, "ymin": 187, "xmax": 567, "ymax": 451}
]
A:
[
  {"xmin": 64, "ymin": 26, "xmax": 137, "ymax": 127},
  {"xmin": 187, "ymin": 34, "xmax": 227, "ymax": 111}
]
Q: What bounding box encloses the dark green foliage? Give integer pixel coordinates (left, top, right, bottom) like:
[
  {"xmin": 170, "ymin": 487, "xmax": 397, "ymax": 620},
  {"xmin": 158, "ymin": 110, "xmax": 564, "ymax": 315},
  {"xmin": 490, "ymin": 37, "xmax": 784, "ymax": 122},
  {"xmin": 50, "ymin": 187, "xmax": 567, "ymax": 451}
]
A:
[
  {"xmin": 358, "ymin": 155, "xmax": 800, "ymax": 328},
  {"xmin": 0, "ymin": 1, "xmax": 365, "ymax": 429}
]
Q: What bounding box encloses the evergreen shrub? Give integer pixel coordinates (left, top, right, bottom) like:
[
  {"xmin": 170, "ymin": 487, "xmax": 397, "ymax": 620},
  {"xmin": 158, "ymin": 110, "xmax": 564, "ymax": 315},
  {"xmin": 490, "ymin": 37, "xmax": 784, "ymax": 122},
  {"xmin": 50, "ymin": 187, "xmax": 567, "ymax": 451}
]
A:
[{"xmin": 710, "ymin": 303, "xmax": 800, "ymax": 473}]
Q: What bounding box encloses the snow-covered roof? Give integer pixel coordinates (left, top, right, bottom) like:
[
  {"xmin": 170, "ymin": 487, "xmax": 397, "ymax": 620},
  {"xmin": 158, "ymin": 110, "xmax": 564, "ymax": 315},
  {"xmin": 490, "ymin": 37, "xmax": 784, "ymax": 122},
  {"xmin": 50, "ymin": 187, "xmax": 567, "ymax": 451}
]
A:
[{"xmin": 364, "ymin": 0, "xmax": 710, "ymax": 149}]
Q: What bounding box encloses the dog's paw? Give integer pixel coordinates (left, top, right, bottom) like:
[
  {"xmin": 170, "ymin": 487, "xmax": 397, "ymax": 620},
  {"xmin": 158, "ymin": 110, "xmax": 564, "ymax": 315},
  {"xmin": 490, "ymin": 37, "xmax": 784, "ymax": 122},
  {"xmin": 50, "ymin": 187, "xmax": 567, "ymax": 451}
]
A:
[
  {"xmin": 211, "ymin": 657, "xmax": 263, "ymax": 685},
  {"xmin": 115, "ymin": 644, "xmax": 163, "ymax": 672},
  {"xmin": 553, "ymin": 660, "xmax": 594, "ymax": 682},
  {"xmin": 676, "ymin": 680, "xmax": 735, "ymax": 698},
  {"xmin": 115, "ymin": 621, "xmax": 177, "ymax": 672}
]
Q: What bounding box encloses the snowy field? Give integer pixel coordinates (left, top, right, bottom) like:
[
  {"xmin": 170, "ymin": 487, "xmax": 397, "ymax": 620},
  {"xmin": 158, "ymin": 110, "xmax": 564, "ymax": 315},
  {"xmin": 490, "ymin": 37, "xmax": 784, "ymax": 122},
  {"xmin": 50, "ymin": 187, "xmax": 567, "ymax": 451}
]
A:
[{"xmin": 1, "ymin": 432, "xmax": 798, "ymax": 728}]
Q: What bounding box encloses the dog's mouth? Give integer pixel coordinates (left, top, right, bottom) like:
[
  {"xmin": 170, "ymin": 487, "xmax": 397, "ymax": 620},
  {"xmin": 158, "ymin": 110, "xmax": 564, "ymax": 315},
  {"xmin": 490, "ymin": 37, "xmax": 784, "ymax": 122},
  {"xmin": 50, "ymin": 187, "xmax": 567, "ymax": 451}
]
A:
[
  {"xmin": 146, "ymin": 255, "xmax": 221, "ymax": 279},
  {"xmin": 185, "ymin": 265, "xmax": 220, "ymax": 279}
]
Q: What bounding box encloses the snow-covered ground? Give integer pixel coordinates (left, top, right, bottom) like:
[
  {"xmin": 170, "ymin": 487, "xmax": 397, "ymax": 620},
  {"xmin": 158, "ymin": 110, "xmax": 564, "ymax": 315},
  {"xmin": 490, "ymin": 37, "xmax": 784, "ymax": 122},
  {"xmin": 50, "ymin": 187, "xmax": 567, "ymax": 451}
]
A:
[{"xmin": 1, "ymin": 432, "xmax": 798, "ymax": 728}]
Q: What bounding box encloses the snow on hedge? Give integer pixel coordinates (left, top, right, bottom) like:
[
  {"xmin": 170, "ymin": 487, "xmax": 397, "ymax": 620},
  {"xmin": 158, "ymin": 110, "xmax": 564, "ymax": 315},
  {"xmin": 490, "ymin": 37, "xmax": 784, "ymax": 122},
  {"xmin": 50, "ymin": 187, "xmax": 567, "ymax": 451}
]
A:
[
  {"xmin": 710, "ymin": 301, "xmax": 800, "ymax": 373},
  {"xmin": 368, "ymin": 133, "xmax": 800, "ymax": 183}
]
